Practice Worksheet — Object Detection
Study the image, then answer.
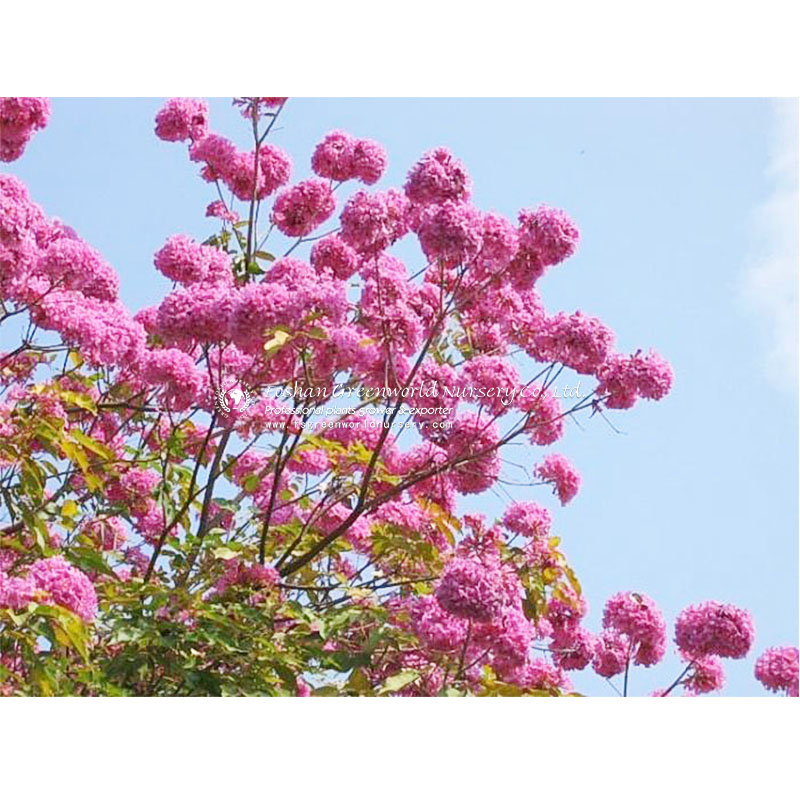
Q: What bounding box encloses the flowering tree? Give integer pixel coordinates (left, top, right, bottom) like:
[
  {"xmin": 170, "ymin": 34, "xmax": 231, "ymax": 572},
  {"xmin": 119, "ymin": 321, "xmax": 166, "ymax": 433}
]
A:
[{"xmin": 0, "ymin": 97, "xmax": 796, "ymax": 697}]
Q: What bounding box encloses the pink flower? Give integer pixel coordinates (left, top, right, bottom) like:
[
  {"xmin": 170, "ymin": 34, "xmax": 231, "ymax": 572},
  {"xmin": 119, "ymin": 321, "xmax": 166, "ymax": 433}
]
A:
[
  {"xmin": 340, "ymin": 189, "xmax": 409, "ymax": 256},
  {"xmin": 408, "ymin": 594, "xmax": 468, "ymax": 652},
  {"xmin": 754, "ymin": 646, "xmax": 799, "ymax": 696},
  {"xmin": 154, "ymin": 234, "xmax": 232, "ymax": 285},
  {"xmin": 34, "ymin": 292, "xmax": 146, "ymax": 368},
  {"xmin": 214, "ymin": 559, "xmax": 279, "ymax": 595},
  {"xmin": 478, "ymin": 212, "xmax": 519, "ymax": 270},
  {"xmin": 592, "ymin": 630, "xmax": 629, "ymax": 678},
  {"xmin": 156, "ymin": 281, "xmax": 235, "ymax": 344},
  {"xmin": 602, "ymin": 591, "xmax": 667, "ymax": 667},
  {"xmin": 189, "ymin": 133, "xmax": 238, "ymax": 181},
  {"xmin": 597, "ymin": 349, "xmax": 673, "ymax": 409},
  {"xmin": 311, "ymin": 130, "xmax": 357, "ymax": 182},
  {"xmin": 83, "ymin": 517, "xmax": 128, "ymax": 551},
  {"xmin": 435, "ymin": 558, "xmax": 505, "ymax": 622},
  {"xmin": 503, "ymin": 502, "xmax": 552, "ymax": 539},
  {"xmin": 529, "ymin": 311, "xmax": 615, "ymax": 375},
  {"xmin": 271, "ymin": 179, "xmax": 336, "ymax": 237},
  {"xmin": 535, "ymin": 453, "xmax": 581, "ymax": 505},
  {"xmin": 227, "ymin": 146, "xmax": 292, "ymax": 201},
  {"xmin": 510, "ymin": 205, "xmax": 579, "ymax": 286},
  {"xmin": 0, "ymin": 97, "xmax": 50, "ymax": 162},
  {"xmin": 288, "ymin": 448, "xmax": 332, "ymax": 476},
  {"xmin": 683, "ymin": 655, "xmax": 725, "ymax": 695},
  {"xmin": 0, "ymin": 572, "xmax": 36, "ymax": 610},
  {"xmin": 508, "ymin": 658, "xmax": 572, "ymax": 694},
  {"xmin": 234, "ymin": 97, "xmax": 287, "ymax": 117},
  {"xmin": 139, "ymin": 347, "xmax": 206, "ymax": 411},
  {"xmin": 119, "ymin": 467, "xmax": 160, "ymax": 499},
  {"xmin": 675, "ymin": 601, "xmax": 755, "ymax": 659},
  {"xmin": 444, "ymin": 413, "xmax": 502, "ymax": 494},
  {"xmin": 552, "ymin": 626, "xmax": 597, "ymax": 671},
  {"xmin": 418, "ymin": 201, "xmax": 484, "ymax": 267},
  {"xmin": 404, "ymin": 147, "xmax": 472, "ymax": 205},
  {"xmin": 27, "ymin": 556, "xmax": 98, "ymax": 621},
  {"xmin": 517, "ymin": 384, "xmax": 564, "ymax": 445},
  {"xmin": 205, "ymin": 200, "xmax": 239, "ymax": 223},
  {"xmin": 359, "ymin": 254, "xmax": 425, "ymax": 356},
  {"xmin": 310, "ymin": 235, "xmax": 359, "ymax": 280},
  {"xmin": 462, "ymin": 355, "xmax": 519, "ymax": 416},
  {"xmin": 154, "ymin": 98, "xmax": 209, "ymax": 143},
  {"xmin": 38, "ymin": 238, "xmax": 119, "ymax": 301},
  {"xmin": 352, "ymin": 138, "xmax": 387, "ymax": 185},
  {"xmin": 547, "ymin": 590, "xmax": 588, "ymax": 632}
]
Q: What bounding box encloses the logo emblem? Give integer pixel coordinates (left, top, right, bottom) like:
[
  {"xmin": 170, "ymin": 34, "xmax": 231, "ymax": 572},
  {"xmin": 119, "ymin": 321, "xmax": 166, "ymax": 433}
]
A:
[{"xmin": 214, "ymin": 381, "xmax": 253, "ymax": 416}]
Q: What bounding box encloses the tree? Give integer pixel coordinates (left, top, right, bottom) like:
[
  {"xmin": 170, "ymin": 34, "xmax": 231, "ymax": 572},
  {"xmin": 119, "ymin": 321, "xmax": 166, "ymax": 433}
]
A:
[{"xmin": 0, "ymin": 97, "xmax": 796, "ymax": 697}]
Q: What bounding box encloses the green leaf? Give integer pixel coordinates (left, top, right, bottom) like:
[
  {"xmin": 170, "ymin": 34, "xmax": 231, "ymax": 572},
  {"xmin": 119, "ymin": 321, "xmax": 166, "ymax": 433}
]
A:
[
  {"xmin": 242, "ymin": 474, "xmax": 260, "ymax": 493},
  {"xmin": 35, "ymin": 604, "xmax": 90, "ymax": 662},
  {"xmin": 377, "ymin": 669, "xmax": 419, "ymax": 695},
  {"xmin": 70, "ymin": 429, "xmax": 115, "ymax": 460},
  {"xmin": 60, "ymin": 439, "xmax": 89, "ymax": 472},
  {"xmin": 59, "ymin": 390, "xmax": 97, "ymax": 415},
  {"xmin": 346, "ymin": 668, "xmax": 373, "ymax": 695}
]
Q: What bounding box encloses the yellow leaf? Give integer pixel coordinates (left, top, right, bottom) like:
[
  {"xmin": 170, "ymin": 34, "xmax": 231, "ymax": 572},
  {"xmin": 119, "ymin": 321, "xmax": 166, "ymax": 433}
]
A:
[
  {"xmin": 61, "ymin": 500, "xmax": 79, "ymax": 518},
  {"xmin": 263, "ymin": 329, "xmax": 292, "ymax": 355}
]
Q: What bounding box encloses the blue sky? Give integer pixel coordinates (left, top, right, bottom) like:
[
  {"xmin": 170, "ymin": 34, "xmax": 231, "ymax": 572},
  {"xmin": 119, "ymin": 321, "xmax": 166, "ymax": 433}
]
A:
[{"xmin": 5, "ymin": 98, "xmax": 798, "ymax": 696}]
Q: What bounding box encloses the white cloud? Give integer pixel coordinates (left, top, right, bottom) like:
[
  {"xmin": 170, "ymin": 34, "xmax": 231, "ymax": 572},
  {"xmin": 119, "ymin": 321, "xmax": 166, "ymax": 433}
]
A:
[{"xmin": 739, "ymin": 99, "xmax": 799, "ymax": 391}]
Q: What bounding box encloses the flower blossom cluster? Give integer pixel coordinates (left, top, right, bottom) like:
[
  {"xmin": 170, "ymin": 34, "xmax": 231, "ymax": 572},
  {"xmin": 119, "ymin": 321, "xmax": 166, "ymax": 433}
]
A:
[
  {"xmin": 403, "ymin": 540, "xmax": 572, "ymax": 693},
  {"xmin": 754, "ymin": 646, "xmax": 798, "ymax": 696},
  {"xmin": 674, "ymin": 601, "xmax": 755, "ymax": 659},
  {"xmin": 0, "ymin": 556, "xmax": 97, "ymax": 621},
  {"xmin": 535, "ymin": 454, "xmax": 581, "ymax": 505},
  {"xmin": 312, "ymin": 130, "xmax": 387, "ymax": 185},
  {"xmin": 599, "ymin": 591, "xmax": 667, "ymax": 669},
  {"xmin": 0, "ymin": 97, "xmax": 50, "ymax": 162}
]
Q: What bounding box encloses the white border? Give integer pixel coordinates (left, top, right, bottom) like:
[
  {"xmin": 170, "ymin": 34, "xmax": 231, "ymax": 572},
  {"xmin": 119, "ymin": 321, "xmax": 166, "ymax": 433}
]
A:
[{"xmin": 2, "ymin": 2, "xmax": 799, "ymax": 96}]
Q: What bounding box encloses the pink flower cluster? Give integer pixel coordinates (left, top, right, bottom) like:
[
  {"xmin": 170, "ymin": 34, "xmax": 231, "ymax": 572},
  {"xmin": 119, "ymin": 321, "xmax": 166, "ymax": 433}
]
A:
[
  {"xmin": 271, "ymin": 179, "xmax": 336, "ymax": 237},
  {"xmin": 754, "ymin": 646, "xmax": 798, "ymax": 696},
  {"xmin": 597, "ymin": 349, "xmax": 674, "ymax": 409},
  {"xmin": 154, "ymin": 234, "xmax": 232, "ymax": 286},
  {"xmin": 683, "ymin": 655, "xmax": 725, "ymax": 695},
  {"xmin": 517, "ymin": 384, "xmax": 564, "ymax": 445},
  {"xmin": 674, "ymin": 601, "xmax": 755, "ymax": 659},
  {"xmin": 156, "ymin": 99, "xmax": 292, "ymax": 202},
  {"xmin": 405, "ymin": 541, "xmax": 572, "ymax": 690},
  {"xmin": 154, "ymin": 98, "xmax": 209, "ymax": 143},
  {"xmin": 510, "ymin": 205, "xmax": 580, "ymax": 286},
  {"xmin": 0, "ymin": 97, "xmax": 50, "ymax": 162},
  {"xmin": 445, "ymin": 413, "xmax": 502, "ymax": 494},
  {"xmin": 435, "ymin": 557, "xmax": 506, "ymax": 622},
  {"xmin": 404, "ymin": 147, "xmax": 472, "ymax": 205},
  {"xmin": 312, "ymin": 130, "xmax": 387, "ymax": 185},
  {"xmin": 340, "ymin": 188, "xmax": 409, "ymax": 256},
  {"xmin": 0, "ymin": 556, "xmax": 97, "ymax": 621},
  {"xmin": 600, "ymin": 591, "xmax": 667, "ymax": 669},
  {"xmin": 503, "ymin": 502, "xmax": 552, "ymax": 539},
  {"xmin": 214, "ymin": 559, "xmax": 280, "ymax": 596},
  {"xmin": 535, "ymin": 453, "xmax": 581, "ymax": 505}
]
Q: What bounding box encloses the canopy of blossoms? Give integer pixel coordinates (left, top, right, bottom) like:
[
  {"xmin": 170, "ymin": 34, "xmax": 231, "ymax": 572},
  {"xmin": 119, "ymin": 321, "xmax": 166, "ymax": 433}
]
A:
[{"xmin": 0, "ymin": 97, "xmax": 796, "ymax": 697}]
